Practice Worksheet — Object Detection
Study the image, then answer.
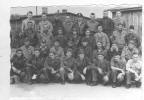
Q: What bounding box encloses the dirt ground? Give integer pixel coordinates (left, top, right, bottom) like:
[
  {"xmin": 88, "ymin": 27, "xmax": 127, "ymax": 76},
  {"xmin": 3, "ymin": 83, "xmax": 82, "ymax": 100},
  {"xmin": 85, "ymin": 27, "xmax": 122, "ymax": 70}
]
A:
[{"xmin": 10, "ymin": 83, "xmax": 143, "ymax": 100}]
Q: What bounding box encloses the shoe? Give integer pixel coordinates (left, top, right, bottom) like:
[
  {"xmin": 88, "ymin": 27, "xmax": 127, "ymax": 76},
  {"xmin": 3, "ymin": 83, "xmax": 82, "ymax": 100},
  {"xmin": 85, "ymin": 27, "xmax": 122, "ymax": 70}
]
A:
[
  {"xmin": 90, "ymin": 81, "xmax": 98, "ymax": 86},
  {"xmin": 136, "ymin": 82, "xmax": 141, "ymax": 88},
  {"xmin": 126, "ymin": 84, "xmax": 131, "ymax": 89},
  {"xmin": 112, "ymin": 83, "xmax": 117, "ymax": 88},
  {"xmin": 61, "ymin": 80, "xmax": 65, "ymax": 85}
]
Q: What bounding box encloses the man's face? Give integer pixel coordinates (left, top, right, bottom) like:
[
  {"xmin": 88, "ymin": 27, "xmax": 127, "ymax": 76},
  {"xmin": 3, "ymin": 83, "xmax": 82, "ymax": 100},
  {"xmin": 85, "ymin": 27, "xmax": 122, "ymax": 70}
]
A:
[
  {"xmin": 118, "ymin": 25, "xmax": 123, "ymax": 31},
  {"xmin": 98, "ymin": 26, "xmax": 103, "ymax": 32},
  {"xmin": 42, "ymin": 14, "xmax": 47, "ymax": 20},
  {"xmin": 49, "ymin": 53, "xmax": 55, "ymax": 59},
  {"xmin": 16, "ymin": 51, "xmax": 22, "ymax": 57},
  {"xmin": 132, "ymin": 54, "xmax": 139, "ymax": 62},
  {"xmin": 85, "ymin": 30, "xmax": 90, "ymax": 36},
  {"xmin": 34, "ymin": 50, "xmax": 40, "ymax": 57},
  {"xmin": 129, "ymin": 29, "xmax": 134, "ymax": 34},
  {"xmin": 54, "ymin": 41, "xmax": 59, "ymax": 47},
  {"xmin": 116, "ymin": 11, "xmax": 121, "ymax": 17},
  {"xmin": 27, "ymin": 13, "xmax": 33, "ymax": 19},
  {"xmin": 73, "ymin": 31, "xmax": 77, "ymax": 35},
  {"xmin": 103, "ymin": 11, "xmax": 108, "ymax": 18},
  {"xmin": 97, "ymin": 42, "xmax": 102, "ymax": 48},
  {"xmin": 82, "ymin": 42, "xmax": 88, "ymax": 46},
  {"xmin": 24, "ymin": 41, "xmax": 30, "ymax": 46},
  {"xmin": 66, "ymin": 51, "xmax": 72, "ymax": 58},
  {"xmin": 128, "ymin": 42, "xmax": 135, "ymax": 49},
  {"xmin": 90, "ymin": 14, "xmax": 95, "ymax": 20},
  {"xmin": 58, "ymin": 30, "xmax": 63, "ymax": 35},
  {"xmin": 98, "ymin": 55, "xmax": 104, "ymax": 61},
  {"xmin": 79, "ymin": 53, "xmax": 84, "ymax": 59},
  {"xmin": 114, "ymin": 55, "xmax": 120, "ymax": 61}
]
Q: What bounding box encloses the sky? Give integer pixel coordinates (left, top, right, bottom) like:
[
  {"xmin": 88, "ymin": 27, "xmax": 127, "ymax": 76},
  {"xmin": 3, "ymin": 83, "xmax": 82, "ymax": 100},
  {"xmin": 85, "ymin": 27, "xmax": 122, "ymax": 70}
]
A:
[{"xmin": 10, "ymin": 5, "xmax": 140, "ymax": 18}]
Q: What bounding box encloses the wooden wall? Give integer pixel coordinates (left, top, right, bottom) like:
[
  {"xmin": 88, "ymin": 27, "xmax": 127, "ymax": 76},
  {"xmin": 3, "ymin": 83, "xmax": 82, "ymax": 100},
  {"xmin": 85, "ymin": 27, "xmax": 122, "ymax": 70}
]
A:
[{"xmin": 112, "ymin": 10, "xmax": 142, "ymax": 39}]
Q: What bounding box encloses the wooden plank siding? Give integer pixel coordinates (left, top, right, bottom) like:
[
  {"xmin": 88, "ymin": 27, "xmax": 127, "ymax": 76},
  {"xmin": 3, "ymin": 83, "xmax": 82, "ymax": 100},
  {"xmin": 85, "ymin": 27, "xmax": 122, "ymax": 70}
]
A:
[{"xmin": 110, "ymin": 8, "xmax": 142, "ymax": 40}]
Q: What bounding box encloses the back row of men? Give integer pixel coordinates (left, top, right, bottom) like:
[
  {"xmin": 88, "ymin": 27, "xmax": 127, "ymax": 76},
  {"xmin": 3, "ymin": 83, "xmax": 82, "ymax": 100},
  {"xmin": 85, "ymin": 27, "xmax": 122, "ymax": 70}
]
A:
[{"xmin": 10, "ymin": 11, "xmax": 142, "ymax": 88}]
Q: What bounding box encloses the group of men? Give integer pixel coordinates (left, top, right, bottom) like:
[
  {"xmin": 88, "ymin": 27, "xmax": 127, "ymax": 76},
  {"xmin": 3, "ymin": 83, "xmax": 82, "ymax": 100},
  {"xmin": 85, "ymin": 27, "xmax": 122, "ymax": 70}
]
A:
[{"xmin": 10, "ymin": 10, "xmax": 142, "ymax": 89}]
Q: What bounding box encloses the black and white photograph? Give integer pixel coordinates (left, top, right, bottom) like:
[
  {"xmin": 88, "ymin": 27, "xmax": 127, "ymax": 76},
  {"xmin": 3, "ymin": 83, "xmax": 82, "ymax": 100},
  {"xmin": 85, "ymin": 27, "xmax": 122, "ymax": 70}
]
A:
[{"xmin": 0, "ymin": 1, "xmax": 143, "ymax": 100}]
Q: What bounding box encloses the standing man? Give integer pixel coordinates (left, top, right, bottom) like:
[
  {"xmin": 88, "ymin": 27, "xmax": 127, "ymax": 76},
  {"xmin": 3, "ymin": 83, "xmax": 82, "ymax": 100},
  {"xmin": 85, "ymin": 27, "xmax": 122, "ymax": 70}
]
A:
[
  {"xmin": 110, "ymin": 23, "xmax": 127, "ymax": 53},
  {"xmin": 101, "ymin": 11, "xmax": 114, "ymax": 37},
  {"xmin": 63, "ymin": 16, "xmax": 74, "ymax": 37},
  {"xmin": 113, "ymin": 11, "xmax": 126, "ymax": 30},
  {"xmin": 94, "ymin": 25, "xmax": 110, "ymax": 54},
  {"xmin": 21, "ymin": 11, "xmax": 36, "ymax": 33},
  {"xmin": 87, "ymin": 13, "xmax": 99, "ymax": 35},
  {"xmin": 74, "ymin": 13, "xmax": 87, "ymax": 37},
  {"xmin": 38, "ymin": 13, "xmax": 53, "ymax": 48}
]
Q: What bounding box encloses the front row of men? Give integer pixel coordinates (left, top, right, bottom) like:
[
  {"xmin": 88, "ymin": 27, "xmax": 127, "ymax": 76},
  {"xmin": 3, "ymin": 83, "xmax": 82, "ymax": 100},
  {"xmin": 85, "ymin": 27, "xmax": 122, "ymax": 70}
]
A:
[{"xmin": 10, "ymin": 40, "xmax": 142, "ymax": 88}]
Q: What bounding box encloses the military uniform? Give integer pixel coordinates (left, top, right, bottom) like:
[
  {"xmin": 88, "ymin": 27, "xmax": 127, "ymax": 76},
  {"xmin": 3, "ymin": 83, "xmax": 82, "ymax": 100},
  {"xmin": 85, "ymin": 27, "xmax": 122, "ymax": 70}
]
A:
[
  {"xmin": 20, "ymin": 45, "xmax": 34, "ymax": 61},
  {"xmin": 121, "ymin": 46, "xmax": 139, "ymax": 62},
  {"xmin": 94, "ymin": 32, "xmax": 110, "ymax": 52},
  {"xmin": 111, "ymin": 30, "xmax": 127, "ymax": 53},
  {"xmin": 10, "ymin": 54, "xmax": 27, "ymax": 83},
  {"xmin": 111, "ymin": 56, "xmax": 126, "ymax": 86},
  {"xmin": 87, "ymin": 20, "xmax": 99, "ymax": 34},
  {"xmin": 44, "ymin": 56, "xmax": 64, "ymax": 83},
  {"xmin": 22, "ymin": 18, "xmax": 36, "ymax": 33}
]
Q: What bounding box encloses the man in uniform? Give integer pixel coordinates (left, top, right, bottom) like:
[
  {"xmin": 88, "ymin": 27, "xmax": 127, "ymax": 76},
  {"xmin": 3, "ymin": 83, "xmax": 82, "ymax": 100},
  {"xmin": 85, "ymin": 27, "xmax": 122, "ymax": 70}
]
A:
[
  {"xmin": 101, "ymin": 11, "xmax": 114, "ymax": 37},
  {"xmin": 26, "ymin": 48, "xmax": 45, "ymax": 83},
  {"xmin": 111, "ymin": 54, "xmax": 126, "ymax": 88},
  {"xmin": 110, "ymin": 23, "xmax": 127, "ymax": 53},
  {"xmin": 113, "ymin": 11, "xmax": 126, "ymax": 30},
  {"xmin": 38, "ymin": 13, "xmax": 53, "ymax": 48},
  {"xmin": 21, "ymin": 11, "xmax": 36, "ymax": 33},
  {"xmin": 20, "ymin": 38, "xmax": 34, "ymax": 61},
  {"xmin": 87, "ymin": 13, "xmax": 99, "ymax": 35},
  {"xmin": 50, "ymin": 40, "xmax": 65, "ymax": 60},
  {"xmin": 62, "ymin": 49, "xmax": 77, "ymax": 82},
  {"xmin": 73, "ymin": 13, "xmax": 87, "ymax": 37},
  {"xmin": 63, "ymin": 16, "xmax": 74, "ymax": 37},
  {"xmin": 121, "ymin": 40, "xmax": 139, "ymax": 63},
  {"xmin": 75, "ymin": 49, "xmax": 91, "ymax": 83},
  {"xmin": 126, "ymin": 53, "xmax": 142, "ymax": 88},
  {"xmin": 10, "ymin": 49, "xmax": 27, "ymax": 84},
  {"xmin": 94, "ymin": 25, "xmax": 110, "ymax": 54},
  {"xmin": 54, "ymin": 27, "xmax": 67, "ymax": 49},
  {"xmin": 44, "ymin": 52, "xmax": 65, "ymax": 84}
]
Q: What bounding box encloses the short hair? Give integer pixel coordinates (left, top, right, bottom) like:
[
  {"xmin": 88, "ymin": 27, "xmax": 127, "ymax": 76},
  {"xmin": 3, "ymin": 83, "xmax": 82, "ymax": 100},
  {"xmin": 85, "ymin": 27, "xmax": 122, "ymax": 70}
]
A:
[
  {"xmin": 129, "ymin": 25, "xmax": 134, "ymax": 29},
  {"xmin": 97, "ymin": 24, "xmax": 102, "ymax": 28},
  {"xmin": 27, "ymin": 11, "xmax": 33, "ymax": 15},
  {"xmin": 16, "ymin": 49, "xmax": 22, "ymax": 53},
  {"xmin": 90, "ymin": 13, "xmax": 95, "ymax": 15}
]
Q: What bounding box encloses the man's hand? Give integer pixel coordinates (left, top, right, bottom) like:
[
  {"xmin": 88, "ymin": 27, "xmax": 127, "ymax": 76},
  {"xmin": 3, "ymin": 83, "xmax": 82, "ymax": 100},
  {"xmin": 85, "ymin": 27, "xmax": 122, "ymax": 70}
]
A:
[
  {"xmin": 80, "ymin": 74, "xmax": 85, "ymax": 80},
  {"xmin": 83, "ymin": 67, "xmax": 87, "ymax": 74},
  {"xmin": 98, "ymin": 68, "xmax": 103, "ymax": 74}
]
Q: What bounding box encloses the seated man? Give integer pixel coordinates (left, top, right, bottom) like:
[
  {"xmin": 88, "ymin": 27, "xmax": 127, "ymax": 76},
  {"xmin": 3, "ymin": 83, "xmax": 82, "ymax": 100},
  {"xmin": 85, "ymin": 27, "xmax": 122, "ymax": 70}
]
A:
[
  {"xmin": 54, "ymin": 27, "xmax": 67, "ymax": 49},
  {"xmin": 125, "ymin": 53, "xmax": 142, "ymax": 88},
  {"xmin": 50, "ymin": 40, "xmax": 65, "ymax": 60},
  {"xmin": 75, "ymin": 49, "xmax": 91, "ymax": 83},
  {"xmin": 44, "ymin": 52, "xmax": 65, "ymax": 84},
  {"xmin": 125, "ymin": 25, "xmax": 141, "ymax": 48},
  {"xmin": 26, "ymin": 48, "xmax": 45, "ymax": 84},
  {"xmin": 110, "ymin": 23, "xmax": 127, "ymax": 53},
  {"xmin": 93, "ymin": 52, "xmax": 111, "ymax": 85},
  {"xmin": 94, "ymin": 25, "xmax": 110, "ymax": 53},
  {"xmin": 10, "ymin": 49, "xmax": 27, "ymax": 84},
  {"xmin": 121, "ymin": 40, "xmax": 139, "ymax": 63},
  {"xmin": 20, "ymin": 38, "xmax": 34, "ymax": 61},
  {"xmin": 93, "ymin": 41, "xmax": 107, "ymax": 61},
  {"xmin": 111, "ymin": 54, "xmax": 126, "ymax": 88},
  {"xmin": 62, "ymin": 49, "xmax": 77, "ymax": 82}
]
